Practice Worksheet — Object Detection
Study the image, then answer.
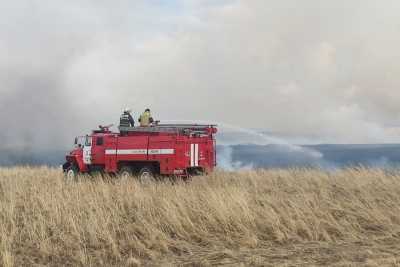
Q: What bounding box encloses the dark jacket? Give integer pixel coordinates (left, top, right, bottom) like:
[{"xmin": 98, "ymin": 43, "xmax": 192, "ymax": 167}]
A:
[{"xmin": 120, "ymin": 112, "xmax": 135, "ymax": 127}]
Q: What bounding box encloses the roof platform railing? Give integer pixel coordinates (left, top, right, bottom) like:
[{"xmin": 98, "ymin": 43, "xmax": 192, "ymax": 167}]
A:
[{"xmin": 118, "ymin": 124, "xmax": 217, "ymax": 134}]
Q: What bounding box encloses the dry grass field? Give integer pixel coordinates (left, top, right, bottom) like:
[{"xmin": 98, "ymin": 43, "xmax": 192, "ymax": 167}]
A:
[{"xmin": 1, "ymin": 167, "xmax": 400, "ymax": 266}]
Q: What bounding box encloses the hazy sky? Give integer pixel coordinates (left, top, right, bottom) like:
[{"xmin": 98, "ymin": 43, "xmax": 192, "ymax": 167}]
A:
[{"xmin": 2, "ymin": 0, "xmax": 400, "ymax": 149}]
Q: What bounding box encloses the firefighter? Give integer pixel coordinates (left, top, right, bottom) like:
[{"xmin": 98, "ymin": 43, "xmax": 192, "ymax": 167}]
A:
[
  {"xmin": 120, "ymin": 108, "xmax": 135, "ymax": 128},
  {"xmin": 139, "ymin": 108, "xmax": 154, "ymax": 127}
]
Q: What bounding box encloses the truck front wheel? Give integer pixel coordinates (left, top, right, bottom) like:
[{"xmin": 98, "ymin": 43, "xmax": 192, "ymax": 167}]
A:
[
  {"xmin": 139, "ymin": 166, "xmax": 155, "ymax": 183},
  {"xmin": 65, "ymin": 165, "xmax": 79, "ymax": 182}
]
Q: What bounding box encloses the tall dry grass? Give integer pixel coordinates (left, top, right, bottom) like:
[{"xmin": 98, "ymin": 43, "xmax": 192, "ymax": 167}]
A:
[{"xmin": 1, "ymin": 167, "xmax": 400, "ymax": 266}]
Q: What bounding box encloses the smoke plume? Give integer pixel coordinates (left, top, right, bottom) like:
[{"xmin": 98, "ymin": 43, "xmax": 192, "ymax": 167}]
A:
[{"xmin": 1, "ymin": 1, "xmax": 400, "ymax": 165}]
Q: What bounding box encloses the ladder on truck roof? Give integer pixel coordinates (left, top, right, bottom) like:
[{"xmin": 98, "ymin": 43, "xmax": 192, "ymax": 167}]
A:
[{"xmin": 118, "ymin": 124, "xmax": 217, "ymax": 135}]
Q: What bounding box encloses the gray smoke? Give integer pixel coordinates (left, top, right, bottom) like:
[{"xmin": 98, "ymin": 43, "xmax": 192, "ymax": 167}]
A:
[
  {"xmin": 1, "ymin": 1, "xmax": 400, "ymax": 166},
  {"xmin": 217, "ymin": 145, "xmax": 254, "ymax": 171},
  {"xmin": 216, "ymin": 125, "xmax": 328, "ymax": 170}
]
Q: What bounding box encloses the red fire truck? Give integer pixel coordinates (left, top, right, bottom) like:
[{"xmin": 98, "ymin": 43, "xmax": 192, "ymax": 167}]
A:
[{"xmin": 62, "ymin": 124, "xmax": 217, "ymax": 181}]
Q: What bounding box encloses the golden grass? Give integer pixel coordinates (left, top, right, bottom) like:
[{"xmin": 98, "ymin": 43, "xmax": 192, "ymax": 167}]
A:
[{"xmin": 1, "ymin": 167, "xmax": 400, "ymax": 266}]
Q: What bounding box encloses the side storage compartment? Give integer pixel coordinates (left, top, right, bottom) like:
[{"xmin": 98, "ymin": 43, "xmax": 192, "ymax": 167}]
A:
[{"xmin": 148, "ymin": 135, "xmax": 176, "ymax": 175}]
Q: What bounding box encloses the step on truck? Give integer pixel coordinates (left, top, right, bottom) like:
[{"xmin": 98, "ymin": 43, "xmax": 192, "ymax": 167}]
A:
[{"xmin": 62, "ymin": 124, "xmax": 218, "ymax": 181}]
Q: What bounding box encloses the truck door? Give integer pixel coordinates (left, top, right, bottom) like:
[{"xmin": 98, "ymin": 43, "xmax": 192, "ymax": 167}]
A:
[
  {"xmin": 104, "ymin": 136, "xmax": 118, "ymax": 173},
  {"xmin": 83, "ymin": 136, "xmax": 92, "ymax": 165},
  {"xmin": 91, "ymin": 136, "xmax": 105, "ymax": 164}
]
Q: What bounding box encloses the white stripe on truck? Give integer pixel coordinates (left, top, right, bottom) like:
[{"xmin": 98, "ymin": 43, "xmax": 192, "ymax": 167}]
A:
[
  {"xmin": 105, "ymin": 149, "xmax": 117, "ymax": 155},
  {"xmin": 195, "ymin": 144, "xmax": 199, "ymax": 167},
  {"xmin": 190, "ymin": 144, "xmax": 199, "ymax": 167},
  {"xmin": 148, "ymin": 149, "xmax": 175, "ymax": 155},
  {"xmin": 105, "ymin": 149, "xmax": 174, "ymax": 155},
  {"xmin": 190, "ymin": 144, "xmax": 194, "ymax": 166}
]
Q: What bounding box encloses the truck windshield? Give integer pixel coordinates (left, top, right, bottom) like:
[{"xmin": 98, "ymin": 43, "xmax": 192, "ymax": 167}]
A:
[
  {"xmin": 74, "ymin": 136, "xmax": 86, "ymax": 147},
  {"xmin": 85, "ymin": 136, "xmax": 92, "ymax": 146}
]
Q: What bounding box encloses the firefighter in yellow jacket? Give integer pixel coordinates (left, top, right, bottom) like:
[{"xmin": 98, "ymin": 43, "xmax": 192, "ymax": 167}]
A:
[{"xmin": 139, "ymin": 108, "xmax": 154, "ymax": 127}]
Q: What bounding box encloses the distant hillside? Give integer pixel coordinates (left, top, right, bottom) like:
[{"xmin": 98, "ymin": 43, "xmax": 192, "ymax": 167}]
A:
[{"xmin": 1, "ymin": 144, "xmax": 400, "ymax": 169}]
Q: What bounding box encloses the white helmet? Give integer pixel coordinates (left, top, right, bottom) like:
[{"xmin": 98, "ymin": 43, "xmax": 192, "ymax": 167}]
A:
[{"xmin": 124, "ymin": 107, "xmax": 132, "ymax": 113}]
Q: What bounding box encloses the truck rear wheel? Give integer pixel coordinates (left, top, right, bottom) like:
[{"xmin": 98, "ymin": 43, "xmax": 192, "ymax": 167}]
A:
[
  {"xmin": 138, "ymin": 166, "xmax": 155, "ymax": 183},
  {"xmin": 119, "ymin": 166, "xmax": 133, "ymax": 180}
]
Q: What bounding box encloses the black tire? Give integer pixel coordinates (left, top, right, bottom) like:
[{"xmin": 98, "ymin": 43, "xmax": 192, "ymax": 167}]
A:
[
  {"xmin": 118, "ymin": 166, "xmax": 133, "ymax": 180},
  {"xmin": 65, "ymin": 165, "xmax": 79, "ymax": 182},
  {"xmin": 138, "ymin": 166, "xmax": 155, "ymax": 183},
  {"xmin": 193, "ymin": 168, "xmax": 205, "ymax": 176}
]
